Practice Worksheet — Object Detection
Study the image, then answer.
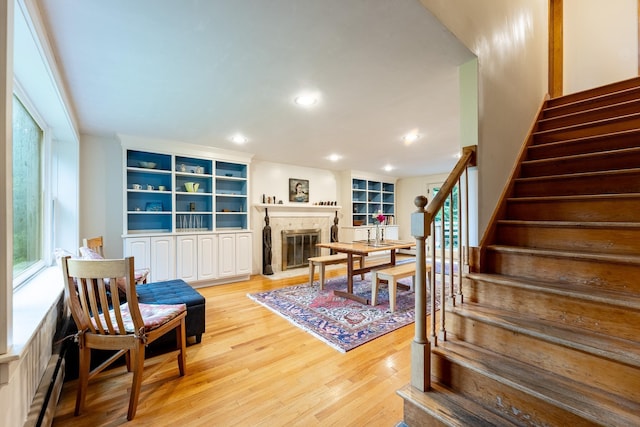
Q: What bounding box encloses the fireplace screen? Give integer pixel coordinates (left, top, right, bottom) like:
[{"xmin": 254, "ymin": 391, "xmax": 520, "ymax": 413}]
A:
[{"xmin": 281, "ymin": 228, "xmax": 321, "ymax": 270}]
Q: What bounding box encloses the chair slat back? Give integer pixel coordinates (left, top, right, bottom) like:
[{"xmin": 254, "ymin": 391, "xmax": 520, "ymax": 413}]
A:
[
  {"xmin": 62, "ymin": 256, "xmax": 140, "ymax": 336},
  {"xmin": 82, "ymin": 236, "xmax": 104, "ymax": 257}
]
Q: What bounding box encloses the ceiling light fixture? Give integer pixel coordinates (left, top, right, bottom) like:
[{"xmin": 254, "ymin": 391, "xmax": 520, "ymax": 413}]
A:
[
  {"xmin": 327, "ymin": 153, "xmax": 342, "ymax": 162},
  {"xmin": 383, "ymin": 164, "xmax": 394, "ymax": 172},
  {"xmin": 230, "ymin": 134, "xmax": 248, "ymax": 144},
  {"xmin": 402, "ymin": 131, "xmax": 420, "ymax": 144},
  {"xmin": 294, "ymin": 92, "xmax": 319, "ymax": 107}
]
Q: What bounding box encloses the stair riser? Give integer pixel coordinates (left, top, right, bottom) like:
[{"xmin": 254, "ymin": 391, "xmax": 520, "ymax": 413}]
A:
[
  {"xmin": 533, "ymin": 116, "xmax": 640, "ymax": 144},
  {"xmin": 538, "ymin": 100, "xmax": 640, "ymax": 131},
  {"xmin": 506, "ymin": 197, "xmax": 640, "ymax": 222},
  {"xmin": 528, "ymin": 130, "xmax": 640, "ymax": 159},
  {"xmin": 484, "ymin": 250, "xmax": 640, "ymax": 294},
  {"xmin": 513, "ymin": 172, "xmax": 640, "ymax": 197},
  {"xmin": 431, "ymin": 351, "xmax": 600, "ymax": 427},
  {"xmin": 465, "ymin": 278, "xmax": 639, "ymax": 342},
  {"xmin": 402, "ymin": 401, "xmax": 450, "ymax": 427},
  {"xmin": 494, "ymin": 224, "xmax": 640, "ymax": 255},
  {"xmin": 448, "ymin": 314, "xmax": 640, "ymax": 402},
  {"xmin": 521, "ymin": 151, "xmax": 640, "ymax": 177},
  {"xmin": 543, "ymin": 87, "xmax": 640, "ymax": 118}
]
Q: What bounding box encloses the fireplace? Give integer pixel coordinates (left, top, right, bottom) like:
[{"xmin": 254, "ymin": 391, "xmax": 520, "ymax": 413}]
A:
[{"xmin": 281, "ymin": 228, "xmax": 321, "ymax": 270}]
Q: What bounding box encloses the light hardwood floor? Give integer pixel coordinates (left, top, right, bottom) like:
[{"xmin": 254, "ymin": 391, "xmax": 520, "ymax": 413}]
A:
[{"xmin": 52, "ymin": 264, "xmax": 413, "ymax": 426}]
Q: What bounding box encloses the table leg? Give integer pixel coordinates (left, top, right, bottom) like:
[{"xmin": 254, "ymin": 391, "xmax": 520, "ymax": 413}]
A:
[
  {"xmin": 333, "ymin": 252, "xmax": 369, "ymax": 305},
  {"xmin": 346, "ymin": 253, "xmax": 354, "ymax": 294}
]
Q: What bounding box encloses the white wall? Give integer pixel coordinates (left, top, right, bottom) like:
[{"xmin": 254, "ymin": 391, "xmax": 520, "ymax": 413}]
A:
[
  {"xmin": 79, "ymin": 134, "xmax": 123, "ymax": 257},
  {"xmin": 564, "ymin": 0, "xmax": 637, "ymax": 94},
  {"xmin": 251, "ymin": 160, "xmax": 340, "ymax": 207},
  {"xmin": 420, "ymin": 0, "xmax": 549, "ymax": 241}
]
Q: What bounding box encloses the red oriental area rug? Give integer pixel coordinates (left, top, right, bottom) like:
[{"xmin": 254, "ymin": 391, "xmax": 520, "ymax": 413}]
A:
[{"xmin": 248, "ymin": 273, "xmax": 419, "ymax": 352}]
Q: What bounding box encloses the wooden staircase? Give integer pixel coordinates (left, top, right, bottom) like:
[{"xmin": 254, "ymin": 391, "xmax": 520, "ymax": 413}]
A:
[{"xmin": 398, "ymin": 78, "xmax": 640, "ymax": 426}]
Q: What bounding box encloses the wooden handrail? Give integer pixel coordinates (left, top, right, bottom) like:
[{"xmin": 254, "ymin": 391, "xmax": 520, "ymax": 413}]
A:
[{"xmin": 410, "ymin": 144, "xmax": 476, "ymax": 392}]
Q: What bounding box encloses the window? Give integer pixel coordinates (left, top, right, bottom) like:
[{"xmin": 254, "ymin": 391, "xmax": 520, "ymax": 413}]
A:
[
  {"xmin": 432, "ymin": 185, "xmax": 459, "ymax": 249},
  {"xmin": 12, "ymin": 94, "xmax": 44, "ymax": 286}
]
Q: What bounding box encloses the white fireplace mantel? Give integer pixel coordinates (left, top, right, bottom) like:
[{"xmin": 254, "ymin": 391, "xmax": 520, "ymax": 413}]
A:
[{"xmin": 253, "ymin": 203, "xmax": 342, "ymax": 217}]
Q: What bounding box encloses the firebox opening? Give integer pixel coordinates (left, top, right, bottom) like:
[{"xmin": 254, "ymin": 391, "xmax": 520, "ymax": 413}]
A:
[{"xmin": 281, "ymin": 228, "xmax": 321, "ymax": 271}]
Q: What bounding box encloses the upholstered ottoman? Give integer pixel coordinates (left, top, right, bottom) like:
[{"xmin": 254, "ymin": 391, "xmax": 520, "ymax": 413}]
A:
[{"xmin": 136, "ymin": 279, "xmax": 206, "ymax": 344}]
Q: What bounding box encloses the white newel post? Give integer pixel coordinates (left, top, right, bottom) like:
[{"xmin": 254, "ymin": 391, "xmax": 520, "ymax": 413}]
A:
[{"xmin": 410, "ymin": 195, "xmax": 430, "ymax": 391}]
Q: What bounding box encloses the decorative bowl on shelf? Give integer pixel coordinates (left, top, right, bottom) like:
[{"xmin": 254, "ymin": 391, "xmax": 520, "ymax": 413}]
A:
[
  {"xmin": 184, "ymin": 182, "xmax": 199, "ymax": 192},
  {"xmin": 353, "ymin": 220, "xmax": 364, "ymax": 226},
  {"xmin": 138, "ymin": 161, "xmax": 156, "ymax": 169}
]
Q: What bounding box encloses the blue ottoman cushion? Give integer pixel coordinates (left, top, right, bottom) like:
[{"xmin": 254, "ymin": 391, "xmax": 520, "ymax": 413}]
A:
[{"xmin": 136, "ymin": 279, "xmax": 205, "ymax": 343}]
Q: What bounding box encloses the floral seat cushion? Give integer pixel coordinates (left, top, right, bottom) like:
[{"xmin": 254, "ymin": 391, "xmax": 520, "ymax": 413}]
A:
[{"xmin": 92, "ymin": 302, "xmax": 186, "ymax": 334}]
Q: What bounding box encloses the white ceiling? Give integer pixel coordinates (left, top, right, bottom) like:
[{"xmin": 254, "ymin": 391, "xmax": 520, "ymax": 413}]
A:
[{"xmin": 36, "ymin": 0, "xmax": 474, "ymax": 177}]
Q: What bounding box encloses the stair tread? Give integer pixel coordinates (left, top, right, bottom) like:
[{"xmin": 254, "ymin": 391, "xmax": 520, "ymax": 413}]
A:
[
  {"xmin": 486, "ymin": 244, "xmax": 640, "ymax": 265},
  {"xmin": 540, "ymin": 98, "xmax": 640, "ymax": 125},
  {"xmin": 433, "ymin": 340, "xmax": 640, "ymax": 426},
  {"xmin": 397, "ymin": 383, "xmax": 519, "ymax": 427},
  {"xmin": 531, "ymin": 127, "xmax": 640, "ymax": 149},
  {"xmin": 532, "ymin": 111, "xmax": 640, "ymax": 136},
  {"xmin": 507, "ymin": 192, "xmax": 640, "ymax": 203},
  {"xmin": 523, "ymin": 146, "xmax": 640, "ymax": 166},
  {"xmin": 466, "ymin": 271, "xmax": 640, "ymax": 310},
  {"xmin": 496, "ymin": 219, "xmax": 640, "ymax": 229},
  {"xmin": 544, "ymin": 86, "xmax": 640, "ymax": 115},
  {"xmin": 514, "ymin": 167, "xmax": 640, "ymax": 183},
  {"xmin": 450, "ymin": 299, "xmax": 640, "ymax": 367},
  {"xmin": 546, "ymin": 79, "xmax": 640, "ymax": 109}
]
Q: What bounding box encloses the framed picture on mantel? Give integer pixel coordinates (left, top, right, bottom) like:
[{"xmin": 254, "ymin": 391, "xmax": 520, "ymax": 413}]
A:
[{"xmin": 289, "ymin": 178, "xmax": 309, "ymax": 203}]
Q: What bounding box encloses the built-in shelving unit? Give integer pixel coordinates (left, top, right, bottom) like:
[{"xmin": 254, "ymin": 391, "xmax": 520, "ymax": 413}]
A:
[
  {"xmin": 121, "ymin": 142, "xmax": 252, "ymax": 285},
  {"xmin": 351, "ymin": 178, "xmax": 395, "ymax": 226},
  {"xmin": 123, "ymin": 149, "xmax": 249, "ymax": 234}
]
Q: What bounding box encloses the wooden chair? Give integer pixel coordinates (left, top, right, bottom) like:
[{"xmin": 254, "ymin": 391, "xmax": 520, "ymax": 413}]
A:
[
  {"xmin": 83, "ymin": 236, "xmax": 149, "ymax": 284},
  {"xmin": 61, "ymin": 256, "xmax": 187, "ymax": 420}
]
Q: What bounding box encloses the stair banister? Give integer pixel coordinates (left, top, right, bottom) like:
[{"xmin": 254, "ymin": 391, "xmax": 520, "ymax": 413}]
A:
[{"xmin": 410, "ymin": 145, "xmax": 476, "ymax": 392}]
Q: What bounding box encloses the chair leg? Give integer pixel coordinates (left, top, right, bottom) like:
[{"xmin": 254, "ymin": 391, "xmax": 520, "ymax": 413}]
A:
[
  {"xmin": 75, "ymin": 344, "xmax": 91, "ymax": 416},
  {"xmin": 127, "ymin": 342, "xmax": 146, "ymax": 421},
  {"xmin": 358, "ymin": 257, "xmax": 364, "ymax": 280},
  {"xmin": 176, "ymin": 318, "xmax": 187, "ymax": 376},
  {"xmin": 371, "ymin": 272, "xmax": 380, "ymax": 306}
]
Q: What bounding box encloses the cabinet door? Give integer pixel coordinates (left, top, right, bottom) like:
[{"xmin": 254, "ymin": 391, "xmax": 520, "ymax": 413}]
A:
[
  {"xmin": 218, "ymin": 233, "xmax": 236, "ymax": 277},
  {"xmin": 124, "ymin": 237, "xmax": 151, "ymax": 271},
  {"xmin": 198, "ymin": 234, "xmax": 218, "ymax": 280},
  {"xmin": 176, "ymin": 235, "xmax": 198, "ymax": 282},
  {"xmin": 235, "ymin": 232, "xmax": 252, "ymax": 275},
  {"xmin": 150, "ymin": 236, "xmax": 175, "ymax": 282},
  {"xmin": 384, "ymin": 226, "xmax": 399, "ymax": 240}
]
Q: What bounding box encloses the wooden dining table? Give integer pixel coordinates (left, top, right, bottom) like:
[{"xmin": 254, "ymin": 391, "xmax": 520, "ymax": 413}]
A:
[{"xmin": 315, "ymin": 239, "xmax": 415, "ymax": 304}]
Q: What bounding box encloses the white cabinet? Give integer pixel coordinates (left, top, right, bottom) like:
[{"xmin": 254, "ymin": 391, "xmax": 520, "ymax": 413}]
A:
[
  {"xmin": 235, "ymin": 232, "xmax": 252, "ymax": 275},
  {"xmin": 218, "ymin": 232, "xmax": 252, "ymax": 278},
  {"xmin": 150, "ymin": 236, "xmax": 175, "ymax": 282},
  {"xmin": 176, "ymin": 235, "xmax": 198, "ymax": 282},
  {"xmin": 125, "ymin": 237, "xmax": 151, "ymax": 272},
  {"xmin": 197, "ymin": 234, "xmax": 218, "ymax": 280},
  {"xmin": 218, "ymin": 233, "xmax": 236, "ymax": 278},
  {"xmin": 124, "ymin": 236, "xmax": 175, "ymax": 282}
]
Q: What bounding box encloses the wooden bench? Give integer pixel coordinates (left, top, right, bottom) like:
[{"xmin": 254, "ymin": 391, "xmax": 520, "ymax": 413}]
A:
[
  {"xmin": 308, "ymin": 253, "xmax": 364, "ymax": 289},
  {"xmin": 371, "ymin": 262, "xmax": 430, "ymax": 312}
]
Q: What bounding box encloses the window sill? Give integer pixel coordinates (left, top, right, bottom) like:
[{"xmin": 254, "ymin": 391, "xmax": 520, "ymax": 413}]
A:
[{"xmin": 0, "ymin": 266, "xmax": 64, "ymax": 384}]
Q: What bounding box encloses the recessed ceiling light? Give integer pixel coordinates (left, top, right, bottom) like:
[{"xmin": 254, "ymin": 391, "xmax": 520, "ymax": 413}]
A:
[
  {"xmin": 402, "ymin": 131, "xmax": 421, "ymax": 144},
  {"xmin": 383, "ymin": 164, "xmax": 394, "ymax": 172},
  {"xmin": 327, "ymin": 153, "xmax": 342, "ymax": 162},
  {"xmin": 294, "ymin": 92, "xmax": 319, "ymax": 107},
  {"xmin": 230, "ymin": 134, "xmax": 248, "ymax": 144}
]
